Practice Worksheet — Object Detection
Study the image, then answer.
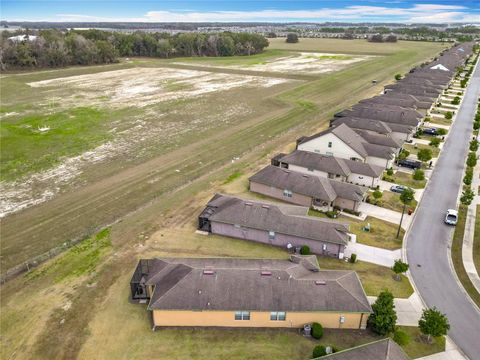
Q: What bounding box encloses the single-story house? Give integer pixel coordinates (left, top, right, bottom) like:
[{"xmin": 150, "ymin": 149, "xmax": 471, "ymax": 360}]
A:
[
  {"xmin": 335, "ymin": 106, "xmax": 421, "ymax": 127},
  {"xmin": 249, "ymin": 165, "xmax": 367, "ymax": 211},
  {"xmin": 297, "ymin": 123, "xmax": 396, "ymax": 168},
  {"xmin": 316, "ymin": 338, "xmax": 409, "ymax": 360},
  {"xmin": 274, "ymin": 150, "xmax": 384, "ymax": 188},
  {"xmin": 130, "ymin": 255, "xmax": 372, "ymax": 330},
  {"xmin": 331, "ymin": 117, "xmax": 414, "ymax": 142},
  {"xmin": 198, "ymin": 194, "xmax": 351, "ymax": 258}
]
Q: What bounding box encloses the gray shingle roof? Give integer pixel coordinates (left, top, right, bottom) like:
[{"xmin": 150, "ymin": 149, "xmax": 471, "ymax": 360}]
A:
[
  {"xmin": 205, "ymin": 194, "xmax": 350, "ymax": 245},
  {"xmin": 333, "ymin": 117, "xmax": 393, "ymax": 135},
  {"xmin": 137, "ymin": 257, "xmax": 372, "ymax": 313},
  {"xmin": 337, "ymin": 108, "xmax": 420, "ymax": 126},
  {"xmin": 318, "ymin": 339, "xmax": 409, "ymax": 360},
  {"xmin": 249, "ymin": 165, "xmax": 367, "ymax": 202},
  {"xmin": 279, "ymin": 150, "xmax": 384, "ymax": 178},
  {"xmin": 354, "ymin": 129, "xmax": 402, "ymax": 148}
]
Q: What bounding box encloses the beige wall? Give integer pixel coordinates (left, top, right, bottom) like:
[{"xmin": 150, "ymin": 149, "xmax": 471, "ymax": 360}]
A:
[
  {"xmin": 249, "ymin": 181, "xmax": 313, "ymax": 207},
  {"xmin": 152, "ymin": 310, "xmax": 368, "ymax": 329},
  {"xmin": 297, "ymin": 133, "xmax": 365, "ymax": 162}
]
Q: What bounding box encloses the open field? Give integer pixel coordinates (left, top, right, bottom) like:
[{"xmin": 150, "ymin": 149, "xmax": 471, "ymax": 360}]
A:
[{"xmin": 0, "ymin": 39, "xmax": 446, "ymax": 359}]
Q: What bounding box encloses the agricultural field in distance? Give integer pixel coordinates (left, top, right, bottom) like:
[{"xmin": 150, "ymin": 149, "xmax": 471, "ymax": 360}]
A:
[{"xmin": 0, "ymin": 39, "xmax": 447, "ymax": 360}]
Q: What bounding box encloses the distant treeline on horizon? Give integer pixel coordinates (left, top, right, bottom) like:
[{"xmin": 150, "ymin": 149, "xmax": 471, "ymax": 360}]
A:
[{"xmin": 0, "ymin": 29, "xmax": 269, "ymax": 70}]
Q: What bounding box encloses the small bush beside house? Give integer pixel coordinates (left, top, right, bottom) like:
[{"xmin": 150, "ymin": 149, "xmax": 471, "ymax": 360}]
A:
[
  {"xmin": 311, "ymin": 322, "xmax": 324, "ymax": 339},
  {"xmin": 300, "ymin": 245, "xmax": 311, "ymax": 255},
  {"xmin": 393, "ymin": 328, "xmax": 410, "ymax": 346},
  {"xmin": 312, "ymin": 345, "xmax": 327, "ymax": 357}
]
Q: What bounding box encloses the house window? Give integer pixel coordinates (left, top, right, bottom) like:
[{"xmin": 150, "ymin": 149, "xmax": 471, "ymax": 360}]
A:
[
  {"xmin": 234, "ymin": 224, "xmax": 241, "ymax": 229},
  {"xmin": 328, "ymin": 142, "xmax": 332, "ymax": 148},
  {"xmin": 270, "ymin": 312, "xmax": 286, "ymax": 321},
  {"xmin": 235, "ymin": 311, "xmax": 250, "ymax": 320},
  {"xmin": 283, "ymin": 189, "xmax": 293, "ymax": 198},
  {"xmin": 326, "ymin": 152, "xmax": 333, "ymax": 157},
  {"xmin": 268, "ymin": 231, "xmax": 275, "ymax": 240},
  {"xmin": 339, "ymin": 315, "xmax": 345, "ymax": 324},
  {"xmin": 307, "ymin": 168, "xmax": 314, "ymax": 172},
  {"xmin": 314, "ymin": 149, "xmax": 320, "ymax": 153},
  {"xmin": 328, "ymin": 173, "xmax": 334, "ymax": 179}
]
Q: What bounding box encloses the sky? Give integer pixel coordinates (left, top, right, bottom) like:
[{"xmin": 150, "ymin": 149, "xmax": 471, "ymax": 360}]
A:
[{"xmin": 1, "ymin": 1, "xmax": 479, "ymax": 24}]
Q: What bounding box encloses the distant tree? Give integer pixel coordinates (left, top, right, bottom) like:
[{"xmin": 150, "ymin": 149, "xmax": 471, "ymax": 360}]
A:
[
  {"xmin": 417, "ymin": 148, "xmax": 433, "ymax": 163},
  {"xmin": 385, "ymin": 34, "xmax": 398, "ymax": 42},
  {"xmin": 368, "ymin": 290, "xmax": 397, "ymax": 335},
  {"xmin": 286, "ymin": 33, "xmax": 299, "ymax": 43},
  {"xmin": 418, "ymin": 308, "xmax": 450, "ymax": 343},
  {"xmin": 392, "ymin": 259, "xmax": 409, "ymax": 281},
  {"xmin": 267, "ymin": 32, "xmax": 277, "ymax": 38},
  {"xmin": 368, "ymin": 34, "xmax": 384, "ymax": 43}
]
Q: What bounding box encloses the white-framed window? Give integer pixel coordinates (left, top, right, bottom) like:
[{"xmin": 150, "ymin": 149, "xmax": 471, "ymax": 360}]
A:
[
  {"xmin": 328, "ymin": 141, "xmax": 332, "ymax": 148},
  {"xmin": 235, "ymin": 311, "xmax": 250, "ymax": 320},
  {"xmin": 326, "ymin": 152, "xmax": 334, "ymax": 157},
  {"xmin": 268, "ymin": 231, "xmax": 275, "ymax": 240},
  {"xmin": 234, "ymin": 224, "xmax": 241, "ymax": 228},
  {"xmin": 283, "ymin": 189, "xmax": 293, "ymax": 198},
  {"xmin": 270, "ymin": 311, "xmax": 286, "ymax": 321},
  {"xmin": 307, "ymin": 168, "xmax": 314, "ymax": 172}
]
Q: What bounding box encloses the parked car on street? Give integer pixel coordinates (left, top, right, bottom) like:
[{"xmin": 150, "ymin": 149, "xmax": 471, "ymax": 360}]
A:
[
  {"xmin": 445, "ymin": 209, "xmax": 458, "ymax": 225},
  {"xmin": 397, "ymin": 159, "xmax": 422, "ymax": 169},
  {"xmin": 390, "ymin": 185, "xmax": 407, "ymax": 193},
  {"xmin": 423, "ymin": 128, "xmax": 438, "ymax": 136}
]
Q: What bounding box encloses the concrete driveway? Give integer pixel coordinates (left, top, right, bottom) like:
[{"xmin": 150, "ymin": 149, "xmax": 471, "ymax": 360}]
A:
[
  {"xmin": 358, "ymin": 202, "xmax": 412, "ymax": 230},
  {"xmin": 344, "ymin": 241, "xmax": 401, "ymax": 267}
]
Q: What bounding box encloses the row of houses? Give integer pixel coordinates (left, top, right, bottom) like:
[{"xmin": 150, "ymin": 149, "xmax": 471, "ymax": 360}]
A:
[{"xmin": 131, "ymin": 43, "xmax": 474, "ymax": 338}]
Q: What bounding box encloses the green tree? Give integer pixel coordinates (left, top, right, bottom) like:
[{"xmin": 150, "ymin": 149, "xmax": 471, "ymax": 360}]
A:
[
  {"xmin": 418, "ymin": 308, "xmax": 450, "ymax": 343},
  {"xmin": 397, "ymin": 188, "xmax": 415, "ymax": 238},
  {"xmin": 417, "ymin": 148, "xmax": 433, "ymax": 163},
  {"xmin": 467, "ymin": 152, "xmax": 477, "ymax": 167},
  {"xmin": 392, "ymin": 259, "xmax": 409, "ymax": 281},
  {"xmin": 445, "ymin": 112, "xmax": 453, "ymax": 120},
  {"xmin": 368, "ymin": 290, "xmax": 397, "ymax": 335},
  {"xmin": 286, "ymin": 33, "xmax": 299, "ymax": 43},
  {"xmin": 461, "ymin": 187, "xmax": 475, "ymax": 206},
  {"xmin": 470, "ymin": 139, "xmax": 479, "ymax": 152},
  {"xmin": 413, "ymin": 169, "xmax": 425, "ymax": 181},
  {"xmin": 429, "ymin": 138, "xmax": 441, "ymax": 147}
]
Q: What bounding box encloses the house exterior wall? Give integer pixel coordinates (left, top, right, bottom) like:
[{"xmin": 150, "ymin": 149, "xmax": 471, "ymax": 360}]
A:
[
  {"xmin": 333, "ymin": 198, "xmax": 359, "ymax": 212},
  {"xmin": 347, "ymin": 173, "xmax": 379, "ymax": 188},
  {"xmin": 249, "ymin": 181, "xmax": 312, "ymax": 207},
  {"xmin": 210, "ymin": 221, "xmax": 344, "ymax": 258},
  {"xmin": 288, "ymin": 164, "xmax": 346, "ymax": 182},
  {"xmin": 297, "ymin": 133, "xmax": 365, "ymax": 162},
  {"xmin": 152, "ymin": 309, "xmax": 369, "ymax": 329},
  {"xmin": 366, "ymin": 156, "xmax": 392, "ymax": 169}
]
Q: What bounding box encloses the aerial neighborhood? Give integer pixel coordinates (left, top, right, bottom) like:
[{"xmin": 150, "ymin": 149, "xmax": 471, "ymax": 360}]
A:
[
  {"xmin": 131, "ymin": 41, "xmax": 477, "ymax": 351},
  {"xmin": 2, "ymin": 10, "xmax": 480, "ymax": 359}
]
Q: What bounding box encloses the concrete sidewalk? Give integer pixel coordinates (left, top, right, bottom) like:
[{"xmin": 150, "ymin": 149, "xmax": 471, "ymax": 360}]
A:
[
  {"xmin": 358, "ymin": 202, "xmax": 412, "ymax": 230},
  {"xmin": 419, "ymin": 338, "xmax": 466, "ymax": 360},
  {"xmin": 462, "ymin": 145, "xmax": 480, "ymax": 294},
  {"xmin": 344, "ymin": 240, "xmax": 401, "ymax": 267},
  {"xmin": 367, "ymin": 292, "xmax": 424, "ymax": 326}
]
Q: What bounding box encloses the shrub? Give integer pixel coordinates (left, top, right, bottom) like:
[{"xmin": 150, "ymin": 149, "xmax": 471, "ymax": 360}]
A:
[
  {"xmin": 437, "ymin": 128, "xmax": 447, "ymax": 136},
  {"xmin": 372, "ymin": 190, "xmax": 383, "ymax": 199},
  {"xmin": 286, "ymin": 33, "xmax": 299, "ymax": 43},
  {"xmin": 349, "ymin": 253, "xmax": 357, "ymax": 263},
  {"xmin": 393, "ymin": 329, "xmax": 410, "ymax": 346},
  {"xmin": 463, "ymin": 172, "xmax": 473, "ymax": 185},
  {"xmin": 398, "ymin": 149, "xmax": 410, "ymax": 160},
  {"xmin": 451, "ymin": 96, "xmax": 461, "ymax": 105},
  {"xmin": 300, "ymin": 245, "xmax": 310, "ymax": 255},
  {"xmin": 413, "ymin": 169, "xmax": 425, "ymax": 181},
  {"xmin": 392, "ymin": 259, "xmax": 409, "ymax": 280},
  {"xmin": 445, "ymin": 112, "xmax": 453, "ymax": 120},
  {"xmin": 461, "ymin": 79, "xmax": 467, "ymax": 88},
  {"xmin": 417, "ymin": 148, "xmax": 433, "ymax": 162},
  {"xmin": 474, "ymin": 121, "xmax": 480, "ymax": 130},
  {"xmin": 394, "ymin": 73, "xmax": 402, "ymax": 81},
  {"xmin": 386, "ymin": 168, "xmax": 394, "ymax": 176},
  {"xmin": 312, "ymin": 345, "xmax": 327, "ymax": 358},
  {"xmin": 470, "ymin": 139, "xmax": 478, "ymax": 151},
  {"xmin": 467, "ymin": 152, "xmax": 477, "ymax": 167},
  {"xmin": 311, "ymin": 322, "xmax": 324, "ymax": 339},
  {"xmin": 429, "ymin": 138, "xmax": 441, "ymax": 147}
]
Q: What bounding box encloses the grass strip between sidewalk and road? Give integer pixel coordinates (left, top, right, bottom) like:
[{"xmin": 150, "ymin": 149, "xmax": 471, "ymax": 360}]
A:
[
  {"xmin": 451, "ymin": 205, "xmax": 480, "ymax": 308},
  {"xmin": 474, "ymin": 205, "xmax": 480, "ymax": 276}
]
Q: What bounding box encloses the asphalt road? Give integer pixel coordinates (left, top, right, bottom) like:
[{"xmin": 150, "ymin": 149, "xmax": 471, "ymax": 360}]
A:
[{"xmin": 406, "ymin": 63, "xmax": 480, "ymax": 359}]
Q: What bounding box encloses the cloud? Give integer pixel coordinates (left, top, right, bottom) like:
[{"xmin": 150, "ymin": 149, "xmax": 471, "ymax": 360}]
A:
[{"xmin": 14, "ymin": 3, "xmax": 479, "ymax": 24}]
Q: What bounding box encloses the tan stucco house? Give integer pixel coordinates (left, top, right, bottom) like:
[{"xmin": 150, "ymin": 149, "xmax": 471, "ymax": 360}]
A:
[{"xmin": 130, "ymin": 256, "xmax": 372, "ymax": 330}]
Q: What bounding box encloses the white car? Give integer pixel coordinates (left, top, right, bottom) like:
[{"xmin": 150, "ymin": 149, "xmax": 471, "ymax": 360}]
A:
[{"xmin": 445, "ymin": 209, "xmax": 458, "ymax": 225}]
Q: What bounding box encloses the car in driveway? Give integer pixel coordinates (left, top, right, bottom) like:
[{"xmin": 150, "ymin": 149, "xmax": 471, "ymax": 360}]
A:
[
  {"xmin": 445, "ymin": 209, "xmax": 458, "ymax": 225},
  {"xmin": 397, "ymin": 159, "xmax": 422, "ymax": 169},
  {"xmin": 423, "ymin": 127, "xmax": 438, "ymax": 136},
  {"xmin": 390, "ymin": 185, "xmax": 407, "ymax": 193}
]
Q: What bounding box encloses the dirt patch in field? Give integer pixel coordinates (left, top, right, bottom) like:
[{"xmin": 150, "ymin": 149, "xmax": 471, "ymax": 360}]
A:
[
  {"xmin": 175, "ymin": 52, "xmax": 373, "ymax": 75},
  {"xmin": 27, "ymin": 67, "xmax": 291, "ymax": 109}
]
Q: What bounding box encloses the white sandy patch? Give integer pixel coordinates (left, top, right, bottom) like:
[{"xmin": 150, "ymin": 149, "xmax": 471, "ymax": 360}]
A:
[
  {"xmin": 175, "ymin": 52, "xmax": 374, "ymax": 75},
  {"xmin": 27, "ymin": 67, "xmax": 291, "ymax": 108}
]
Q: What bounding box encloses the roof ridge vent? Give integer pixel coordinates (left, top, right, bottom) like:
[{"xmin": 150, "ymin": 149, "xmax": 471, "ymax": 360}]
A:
[
  {"xmin": 203, "ymin": 270, "xmax": 215, "ymax": 275},
  {"xmin": 302, "ymin": 174, "xmax": 309, "ymax": 178},
  {"xmin": 245, "ymin": 202, "xmax": 253, "ymax": 206},
  {"xmin": 315, "ymin": 280, "xmax": 326, "ymax": 285},
  {"xmin": 261, "ymin": 271, "xmax": 272, "ymax": 276},
  {"xmin": 261, "ymin": 205, "xmax": 270, "ymax": 209}
]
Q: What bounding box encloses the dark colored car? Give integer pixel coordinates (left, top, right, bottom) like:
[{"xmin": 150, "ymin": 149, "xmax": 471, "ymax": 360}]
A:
[
  {"xmin": 397, "ymin": 159, "xmax": 422, "ymax": 169},
  {"xmin": 390, "ymin": 185, "xmax": 407, "ymax": 193},
  {"xmin": 423, "ymin": 128, "xmax": 437, "ymax": 136}
]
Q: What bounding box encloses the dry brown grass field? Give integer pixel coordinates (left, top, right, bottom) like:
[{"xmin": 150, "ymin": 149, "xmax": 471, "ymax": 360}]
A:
[{"xmin": 0, "ymin": 39, "xmax": 447, "ymax": 359}]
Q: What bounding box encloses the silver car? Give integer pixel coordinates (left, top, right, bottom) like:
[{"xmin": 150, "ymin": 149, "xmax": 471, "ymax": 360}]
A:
[{"xmin": 445, "ymin": 209, "xmax": 458, "ymax": 225}]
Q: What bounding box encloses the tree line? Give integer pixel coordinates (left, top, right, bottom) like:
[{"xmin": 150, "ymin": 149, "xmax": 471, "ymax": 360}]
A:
[{"xmin": 0, "ymin": 29, "xmax": 269, "ymax": 70}]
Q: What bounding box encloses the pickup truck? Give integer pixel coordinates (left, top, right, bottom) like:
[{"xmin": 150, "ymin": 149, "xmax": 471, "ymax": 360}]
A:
[{"xmin": 396, "ymin": 159, "xmax": 422, "ymax": 169}]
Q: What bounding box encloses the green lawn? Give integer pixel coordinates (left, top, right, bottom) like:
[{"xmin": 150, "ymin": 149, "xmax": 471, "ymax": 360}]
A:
[
  {"xmin": 316, "ymin": 256, "xmax": 413, "ymax": 298},
  {"xmin": 404, "ymin": 143, "xmax": 440, "ymax": 158},
  {"xmin": 475, "ymin": 205, "xmax": 480, "ymax": 275},
  {"xmin": 397, "ymin": 326, "xmax": 445, "ymax": 359},
  {"xmin": 428, "ymin": 116, "xmax": 452, "ymax": 127},
  {"xmin": 384, "ymin": 171, "xmax": 427, "ymax": 189},
  {"xmin": 451, "ymin": 205, "xmax": 480, "ymax": 308},
  {"xmin": 376, "ymin": 190, "xmax": 418, "ymax": 213}
]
